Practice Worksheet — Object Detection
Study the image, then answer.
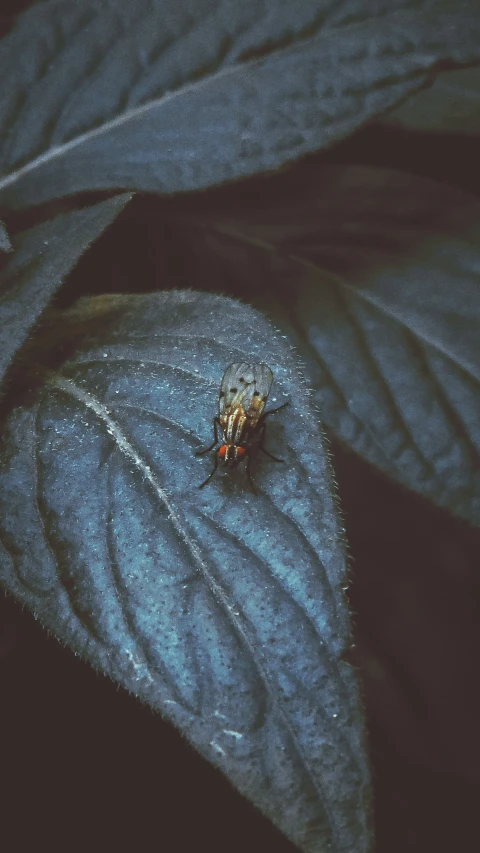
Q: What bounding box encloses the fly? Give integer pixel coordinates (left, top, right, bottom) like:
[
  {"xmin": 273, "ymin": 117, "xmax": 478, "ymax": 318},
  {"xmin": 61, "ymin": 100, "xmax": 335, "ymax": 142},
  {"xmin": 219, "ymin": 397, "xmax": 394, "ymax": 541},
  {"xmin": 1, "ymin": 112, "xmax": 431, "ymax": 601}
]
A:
[{"xmin": 196, "ymin": 362, "xmax": 288, "ymax": 494}]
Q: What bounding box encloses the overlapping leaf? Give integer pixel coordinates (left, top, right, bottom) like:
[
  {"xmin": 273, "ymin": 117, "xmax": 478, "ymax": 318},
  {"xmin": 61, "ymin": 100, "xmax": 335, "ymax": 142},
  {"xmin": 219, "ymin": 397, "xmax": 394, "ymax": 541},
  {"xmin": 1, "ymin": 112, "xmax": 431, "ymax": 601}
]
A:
[
  {"xmin": 1, "ymin": 0, "xmax": 480, "ymax": 207},
  {"xmin": 0, "ymin": 193, "xmax": 131, "ymax": 387},
  {"xmin": 167, "ymin": 164, "xmax": 480, "ymax": 525},
  {"xmin": 382, "ymin": 66, "xmax": 480, "ymax": 135},
  {"xmin": 0, "ymin": 290, "xmax": 371, "ymax": 852}
]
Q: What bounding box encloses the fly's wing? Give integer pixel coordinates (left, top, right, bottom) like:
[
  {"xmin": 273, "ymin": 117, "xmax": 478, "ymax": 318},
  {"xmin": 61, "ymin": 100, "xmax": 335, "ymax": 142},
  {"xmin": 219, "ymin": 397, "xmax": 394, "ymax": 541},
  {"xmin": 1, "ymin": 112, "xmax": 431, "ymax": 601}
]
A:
[{"xmin": 219, "ymin": 363, "xmax": 273, "ymax": 423}]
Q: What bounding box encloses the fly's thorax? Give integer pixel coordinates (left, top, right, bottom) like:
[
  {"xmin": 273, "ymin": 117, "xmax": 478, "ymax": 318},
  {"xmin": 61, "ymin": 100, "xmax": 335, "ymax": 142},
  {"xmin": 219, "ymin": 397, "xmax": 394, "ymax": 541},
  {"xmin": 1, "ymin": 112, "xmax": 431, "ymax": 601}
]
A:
[{"xmin": 220, "ymin": 406, "xmax": 252, "ymax": 446}]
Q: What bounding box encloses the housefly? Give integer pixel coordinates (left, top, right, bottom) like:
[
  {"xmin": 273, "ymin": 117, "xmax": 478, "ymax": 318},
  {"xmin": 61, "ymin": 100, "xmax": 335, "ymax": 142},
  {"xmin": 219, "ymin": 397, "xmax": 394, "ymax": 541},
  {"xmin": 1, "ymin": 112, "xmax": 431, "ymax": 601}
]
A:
[{"xmin": 197, "ymin": 362, "xmax": 288, "ymax": 493}]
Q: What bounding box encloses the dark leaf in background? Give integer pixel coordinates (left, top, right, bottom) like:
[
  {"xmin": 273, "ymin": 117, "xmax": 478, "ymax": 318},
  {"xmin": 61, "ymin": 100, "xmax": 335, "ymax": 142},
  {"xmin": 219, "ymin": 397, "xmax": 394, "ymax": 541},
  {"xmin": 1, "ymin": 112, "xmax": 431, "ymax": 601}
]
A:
[
  {"xmin": 0, "ymin": 219, "xmax": 12, "ymax": 252},
  {"xmin": 168, "ymin": 164, "xmax": 480, "ymax": 525},
  {"xmin": 0, "ymin": 291, "xmax": 371, "ymax": 853},
  {"xmin": 0, "ymin": 193, "xmax": 131, "ymax": 388},
  {"xmin": 334, "ymin": 441, "xmax": 480, "ymax": 853},
  {"xmin": 381, "ymin": 66, "xmax": 480, "ymax": 135},
  {"xmin": 1, "ymin": 0, "xmax": 480, "ymax": 207}
]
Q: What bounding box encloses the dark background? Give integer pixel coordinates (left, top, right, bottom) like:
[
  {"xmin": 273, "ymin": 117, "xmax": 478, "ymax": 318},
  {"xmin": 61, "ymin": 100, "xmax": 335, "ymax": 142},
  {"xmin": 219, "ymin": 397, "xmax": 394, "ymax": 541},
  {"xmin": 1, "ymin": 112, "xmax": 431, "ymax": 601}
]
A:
[{"xmin": 2, "ymin": 2, "xmax": 480, "ymax": 851}]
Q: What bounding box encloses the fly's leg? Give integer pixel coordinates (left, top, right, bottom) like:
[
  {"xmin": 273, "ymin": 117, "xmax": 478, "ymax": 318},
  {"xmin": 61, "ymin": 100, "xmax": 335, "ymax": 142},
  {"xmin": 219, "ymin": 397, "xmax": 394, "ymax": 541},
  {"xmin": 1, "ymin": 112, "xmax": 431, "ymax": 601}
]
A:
[
  {"xmin": 199, "ymin": 452, "xmax": 220, "ymax": 489},
  {"xmin": 198, "ymin": 418, "xmax": 222, "ymax": 488},
  {"xmin": 262, "ymin": 401, "xmax": 289, "ymax": 419},
  {"xmin": 196, "ymin": 417, "xmax": 220, "ymax": 456},
  {"xmin": 245, "ymin": 452, "xmax": 257, "ymax": 495},
  {"xmin": 257, "ymin": 421, "xmax": 284, "ymax": 463}
]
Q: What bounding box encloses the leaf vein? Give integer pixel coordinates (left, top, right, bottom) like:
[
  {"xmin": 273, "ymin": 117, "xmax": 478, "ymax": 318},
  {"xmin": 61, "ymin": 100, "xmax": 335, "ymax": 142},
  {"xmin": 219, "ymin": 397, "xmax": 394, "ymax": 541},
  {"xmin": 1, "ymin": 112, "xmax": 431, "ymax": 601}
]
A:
[{"xmin": 197, "ymin": 508, "xmax": 360, "ymax": 760}]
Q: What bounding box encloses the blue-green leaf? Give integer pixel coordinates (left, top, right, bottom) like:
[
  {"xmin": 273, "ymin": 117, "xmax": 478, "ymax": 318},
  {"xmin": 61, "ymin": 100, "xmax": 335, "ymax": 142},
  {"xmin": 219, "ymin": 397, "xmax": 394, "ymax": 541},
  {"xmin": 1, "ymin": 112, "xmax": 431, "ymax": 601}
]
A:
[{"xmin": 0, "ymin": 290, "xmax": 371, "ymax": 853}]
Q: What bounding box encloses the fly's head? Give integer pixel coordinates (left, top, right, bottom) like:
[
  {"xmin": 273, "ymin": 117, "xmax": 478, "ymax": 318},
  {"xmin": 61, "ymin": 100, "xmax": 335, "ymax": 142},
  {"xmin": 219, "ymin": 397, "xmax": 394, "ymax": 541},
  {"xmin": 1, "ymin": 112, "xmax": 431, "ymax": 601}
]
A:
[{"xmin": 218, "ymin": 444, "xmax": 247, "ymax": 468}]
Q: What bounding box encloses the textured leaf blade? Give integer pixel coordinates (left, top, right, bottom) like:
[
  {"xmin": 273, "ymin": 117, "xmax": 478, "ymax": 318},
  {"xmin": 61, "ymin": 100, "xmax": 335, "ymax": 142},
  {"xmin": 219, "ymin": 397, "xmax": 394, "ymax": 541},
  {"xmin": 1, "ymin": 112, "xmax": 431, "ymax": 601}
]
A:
[
  {"xmin": 1, "ymin": 0, "xmax": 480, "ymax": 207},
  {"xmin": 0, "ymin": 291, "xmax": 371, "ymax": 852},
  {"xmin": 172, "ymin": 164, "xmax": 480, "ymax": 524},
  {"xmin": 0, "ymin": 193, "xmax": 131, "ymax": 387}
]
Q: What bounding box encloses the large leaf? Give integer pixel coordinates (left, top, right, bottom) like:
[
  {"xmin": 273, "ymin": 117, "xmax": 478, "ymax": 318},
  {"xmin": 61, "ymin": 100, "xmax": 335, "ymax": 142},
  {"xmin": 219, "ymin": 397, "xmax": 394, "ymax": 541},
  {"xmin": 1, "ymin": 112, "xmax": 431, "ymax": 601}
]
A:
[
  {"xmin": 1, "ymin": 0, "xmax": 480, "ymax": 208},
  {"xmin": 0, "ymin": 290, "xmax": 371, "ymax": 852},
  {"xmin": 0, "ymin": 193, "xmax": 131, "ymax": 388},
  {"xmin": 166, "ymin": 164, "xmax": 480, "ymax": 525}
]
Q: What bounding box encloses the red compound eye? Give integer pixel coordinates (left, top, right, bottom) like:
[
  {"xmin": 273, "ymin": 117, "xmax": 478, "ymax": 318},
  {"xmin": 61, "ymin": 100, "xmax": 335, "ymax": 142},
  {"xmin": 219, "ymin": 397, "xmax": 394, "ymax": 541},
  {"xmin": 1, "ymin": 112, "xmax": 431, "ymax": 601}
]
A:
[
  {"xmin": 218, "ymin": 445, "xmax": 227, "ymax": 459},
  {"xmin": 235, "ymin": 447, "xmax": 246, "ymax": 459}
]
